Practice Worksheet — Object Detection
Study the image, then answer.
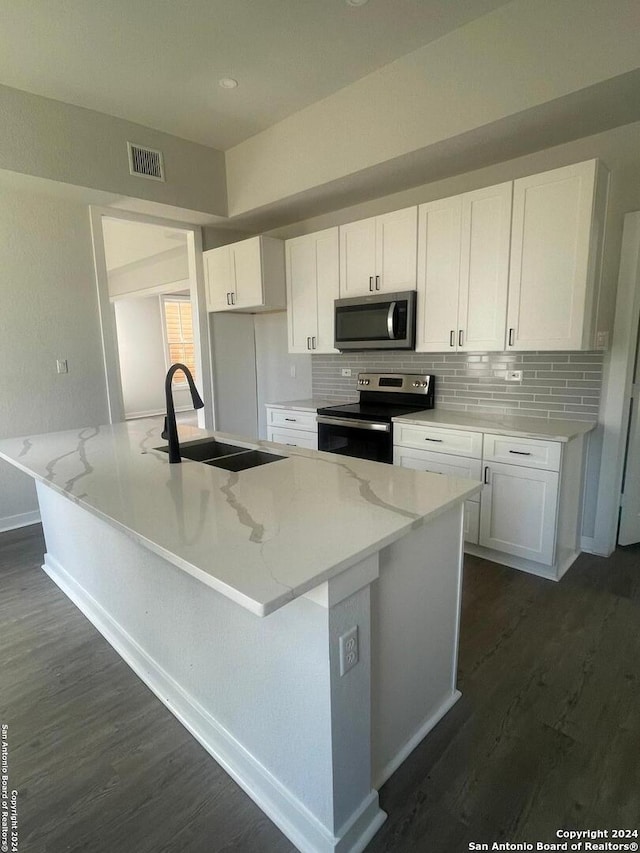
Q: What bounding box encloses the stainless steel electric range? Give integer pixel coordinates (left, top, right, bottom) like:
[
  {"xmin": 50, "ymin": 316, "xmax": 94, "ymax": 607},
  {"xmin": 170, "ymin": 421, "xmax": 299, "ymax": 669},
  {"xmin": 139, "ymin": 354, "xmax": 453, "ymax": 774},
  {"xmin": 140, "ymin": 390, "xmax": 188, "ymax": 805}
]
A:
[{"xmin": 317, "ymin": 372, "xmax": 435, "ymax": 464}]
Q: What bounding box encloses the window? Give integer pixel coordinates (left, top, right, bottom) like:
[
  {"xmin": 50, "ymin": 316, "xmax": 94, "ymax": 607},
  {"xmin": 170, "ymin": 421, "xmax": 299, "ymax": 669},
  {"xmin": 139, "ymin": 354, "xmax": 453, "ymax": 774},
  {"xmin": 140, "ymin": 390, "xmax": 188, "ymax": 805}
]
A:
[{"xmin": 161, "ymin": 295, "xmax": 196, "ymax": 384}]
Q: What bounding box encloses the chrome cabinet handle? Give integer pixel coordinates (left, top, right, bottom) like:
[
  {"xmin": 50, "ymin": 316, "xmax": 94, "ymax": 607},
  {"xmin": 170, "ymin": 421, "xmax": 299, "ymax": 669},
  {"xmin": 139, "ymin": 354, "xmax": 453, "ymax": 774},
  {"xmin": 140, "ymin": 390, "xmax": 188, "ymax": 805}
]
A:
[
  {"xmin": 450, "ymin": 330, "xmax": 455, "ymax": 347},
  {"xmin": 459, "ymin": 329, "xmax": 464, "ymax": 347},
  {"xmin": 484, "ymin": 466, "xmax": 490, "ymax": 484},
  {"xmin": 509, "ymin": 450, "xmax": 531, "ymax": 456},
  {"xmin": 508, "ymin": 328, "xmax": 515, "ymax": 346},
  {"xmin": 375, "ymin": 275, "xmax": 380, "ymax": 291},
  {"xmin": 369, "ymin": 276, "xmax": 373, "ymax": 292}
]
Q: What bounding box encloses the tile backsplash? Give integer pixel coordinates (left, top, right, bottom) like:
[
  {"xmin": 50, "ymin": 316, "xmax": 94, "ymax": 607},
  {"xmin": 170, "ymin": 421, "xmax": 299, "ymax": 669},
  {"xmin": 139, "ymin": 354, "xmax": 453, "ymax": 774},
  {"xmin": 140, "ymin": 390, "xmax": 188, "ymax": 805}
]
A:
[{"xmin": 312, "ymin": 351, "xmax": 603, "ymax": 421}]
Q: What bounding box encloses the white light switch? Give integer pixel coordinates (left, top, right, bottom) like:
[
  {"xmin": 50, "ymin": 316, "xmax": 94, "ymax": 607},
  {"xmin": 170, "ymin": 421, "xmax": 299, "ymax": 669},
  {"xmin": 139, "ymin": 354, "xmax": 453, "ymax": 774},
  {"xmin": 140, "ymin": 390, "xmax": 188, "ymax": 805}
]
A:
[{"xmin": 56, "ymin": 359, "xmax": 68, "ymax": 374}]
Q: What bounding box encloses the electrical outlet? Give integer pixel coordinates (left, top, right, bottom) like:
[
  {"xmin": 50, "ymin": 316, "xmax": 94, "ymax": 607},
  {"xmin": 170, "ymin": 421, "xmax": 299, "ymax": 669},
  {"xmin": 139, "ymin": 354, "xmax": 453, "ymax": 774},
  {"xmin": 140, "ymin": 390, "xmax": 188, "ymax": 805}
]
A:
[
  {"xmin": 505, "ymin": 370, "xmax": 522, "ymax": 382},
  {"xmin": 595, "ymin": 330, "xmax": 609, "ymax": 351},
  {"xmin": 56, "ymin": 359, "xmax": 68, "ymax": 374},
  {"xmin": 290, "ymin": 364, "xmax": 297, "ymax": 378},
  {"xmin": 339, "ymin": 626, "xmax": 359, "ymax": 676},
  {"xmin": 341, "ymin": 368, "xmax": 352, "ymax": 377}
]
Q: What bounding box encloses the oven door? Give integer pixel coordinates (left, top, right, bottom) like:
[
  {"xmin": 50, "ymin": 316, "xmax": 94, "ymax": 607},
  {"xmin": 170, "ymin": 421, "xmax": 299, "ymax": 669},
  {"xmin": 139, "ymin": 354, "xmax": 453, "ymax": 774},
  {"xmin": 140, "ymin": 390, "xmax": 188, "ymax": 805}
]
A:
[{"xmin": 317, "ymin": 416, "xmax": 392, "ymax": 464}]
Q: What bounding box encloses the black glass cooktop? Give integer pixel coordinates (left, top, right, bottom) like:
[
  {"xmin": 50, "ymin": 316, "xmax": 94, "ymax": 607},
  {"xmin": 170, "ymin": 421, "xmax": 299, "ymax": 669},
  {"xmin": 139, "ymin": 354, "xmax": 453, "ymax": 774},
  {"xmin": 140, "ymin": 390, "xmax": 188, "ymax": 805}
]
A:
[{"xmin": 317, "ymin": 402, "xmax": 428, "ymax": 423}]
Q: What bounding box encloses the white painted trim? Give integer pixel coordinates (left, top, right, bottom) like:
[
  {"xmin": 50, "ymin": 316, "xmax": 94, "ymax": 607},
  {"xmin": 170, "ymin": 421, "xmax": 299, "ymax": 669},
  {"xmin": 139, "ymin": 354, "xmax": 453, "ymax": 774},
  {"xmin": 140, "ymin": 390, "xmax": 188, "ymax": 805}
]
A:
[
  {"xmin": 464, "ymin": 542, "xmax": 580, "ymax": 582},
  {"xmin": 89, "ymin": 206, "xmax": 215, "ymax": 431},
  {"xmin": 0, "ymin": 510, "xmax": 41, "ymax": 533},
  {"xmin": 42, "ymin": 553, "xmax": 385, "ymax": 853},
  {"xmin": 109, "ymin": 276, "xmax": 191, "ymax": 302},
  {"xmin": 593, "ymin": 211, "xmax": 640, "ymax": 555},
  {"xmin": 373, "ymin": 689, "xmax": 461, "ymax": 789}
]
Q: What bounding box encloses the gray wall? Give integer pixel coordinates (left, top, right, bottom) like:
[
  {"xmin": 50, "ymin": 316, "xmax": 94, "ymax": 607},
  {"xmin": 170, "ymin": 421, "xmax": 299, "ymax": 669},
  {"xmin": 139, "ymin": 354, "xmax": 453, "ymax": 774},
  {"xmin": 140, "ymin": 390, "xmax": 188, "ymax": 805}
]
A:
[{"xmin": 0, "ymin": 183, "xmax": 109, "ymax": 527}]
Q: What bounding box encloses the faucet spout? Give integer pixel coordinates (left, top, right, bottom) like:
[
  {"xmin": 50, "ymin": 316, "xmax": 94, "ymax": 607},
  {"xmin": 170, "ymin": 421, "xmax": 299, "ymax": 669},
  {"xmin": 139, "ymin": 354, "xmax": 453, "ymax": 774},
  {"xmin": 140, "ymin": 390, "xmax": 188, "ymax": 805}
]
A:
[{"xmin": 162, "ymin": 363, "xmax": 205, "ymax": 463}]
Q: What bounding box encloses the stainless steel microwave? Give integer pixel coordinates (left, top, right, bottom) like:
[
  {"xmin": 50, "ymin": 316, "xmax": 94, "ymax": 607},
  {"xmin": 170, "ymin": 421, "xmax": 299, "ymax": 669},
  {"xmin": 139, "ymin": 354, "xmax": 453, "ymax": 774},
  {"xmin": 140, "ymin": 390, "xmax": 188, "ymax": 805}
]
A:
[{"xmin": 334, "ymin": 290, "xmax": 416, "ymax": 351}]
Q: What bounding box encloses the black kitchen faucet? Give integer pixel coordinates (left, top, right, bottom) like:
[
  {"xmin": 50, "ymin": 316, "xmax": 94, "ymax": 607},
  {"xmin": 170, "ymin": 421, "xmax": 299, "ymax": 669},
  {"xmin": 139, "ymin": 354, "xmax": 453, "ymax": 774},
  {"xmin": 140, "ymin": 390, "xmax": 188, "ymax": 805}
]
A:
[{"xmin": 162, "ymin": 363, "xmax": 204, "ymax": 463}]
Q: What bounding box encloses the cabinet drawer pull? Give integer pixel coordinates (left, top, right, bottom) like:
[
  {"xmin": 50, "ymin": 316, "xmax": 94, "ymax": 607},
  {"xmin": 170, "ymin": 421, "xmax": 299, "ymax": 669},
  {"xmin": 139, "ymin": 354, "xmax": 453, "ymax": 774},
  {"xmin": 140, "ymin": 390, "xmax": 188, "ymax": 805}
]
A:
[
  {"xmin": 424, "ymin": 437, "xmax": 443, "ymax": 442},
  {"xmin": 231, "ymin": 292, "xmax": 236, "ymax": 305},
  {"xmin": 508, "ymin": 328, "xmax": 515, "ymax": 346},
  {"xmin": 459, "ymin": 329, "xmax": 464, "ymax": 347},
  {"xmin": 450, "ymin": 330, "xmax": 455, "ymax": 347},
  {"xmin": 307, "ymin": 337, "xmax": 312, "ymax": 350},
  {"xmin": 369, "ymin": 276, "xmax": 374, "ymax": 292},
  {"xmin": 312, "ymin": 336, "xmax": 316, "ymax": 349},
  {"xmin": 375, "ymin": 275, "xmax": 380, "ymax": 291},
  {"xmin": 226, "ymin": 292, "xmax": 231, "ymax": 305},
  {"xmin": 286, "ymin": 443, "xmax": 296, "ymax": 446},
  {"xmin": 509, "ymin": 450, "xmax": 531, "ymax": 456},
  {"xmin": 284, "ymin": 417, "xmax": 297, "ymax": 422},
  {"xmin": 484, "ymin": 466, "xmax": 490, "ymax": 484}
]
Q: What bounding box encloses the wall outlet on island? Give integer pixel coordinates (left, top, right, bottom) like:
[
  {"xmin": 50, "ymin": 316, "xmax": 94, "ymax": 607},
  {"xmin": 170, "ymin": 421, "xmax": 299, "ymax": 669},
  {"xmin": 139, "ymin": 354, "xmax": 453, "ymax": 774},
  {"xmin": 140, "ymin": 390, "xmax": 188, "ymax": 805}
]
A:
[
  {"xmin": 339, "ymin": 626, "xmax": 359, "ymax": 676},
  {"xmin": 506, "ymin": 370, "xmax": 522, "ymax": 382},
  {"xmin": 341, "ymin": 368, "xmax": 352, "ymax": 377}
]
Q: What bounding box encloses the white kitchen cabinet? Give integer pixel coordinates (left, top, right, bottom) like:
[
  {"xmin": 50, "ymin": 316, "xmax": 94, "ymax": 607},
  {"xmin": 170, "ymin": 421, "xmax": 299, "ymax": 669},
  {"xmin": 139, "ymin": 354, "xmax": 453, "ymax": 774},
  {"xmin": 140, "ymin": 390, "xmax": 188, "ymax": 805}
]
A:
[
  {"xmin": 416, "ymin": 182, "xmax": 512, "ymax": 352},
  {"xmin": 339, "ymin": 206, "xmax": 417, "ymax": 297},
  {"xmin": 479, "ymin": 461, "xmax": 559, "ymax": 565},
  {"xmin": 285, "ymin": 228, "xmax": 339, "ymax": 354},
  {"xmin": 393, "ymin": 417, "xmax": 589, "ymax": 580},
  {"xmin": 265, "ymin": 406, "xmax": 318, "ymax": 449},
  {"xmin": 393, "ymin": 427, "xmax": 482, "ymax": 544},
  {"xmin": 204, "ymin": 236, "xmax": 286, "ymax": 313},
  {"xmin": 506, "ymin": 159, "xmax": 609, "ymax": 351}
]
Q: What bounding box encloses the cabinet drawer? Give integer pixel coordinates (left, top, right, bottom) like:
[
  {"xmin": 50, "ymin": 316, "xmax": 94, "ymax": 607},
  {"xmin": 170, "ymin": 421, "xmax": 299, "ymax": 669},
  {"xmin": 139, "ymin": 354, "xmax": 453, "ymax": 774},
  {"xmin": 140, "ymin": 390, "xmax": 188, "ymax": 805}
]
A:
[
  {"xmin": 267, "ymin": 427, "xmax": 317, "ymax": 450},
  {"xmin": 394, "ymin": 423, "xmax": 482, "ymax": 458},
  {"xmin": 267, "ymin": 408, "xmax": 317, "ymax": 432},
  {"xmin": 393, "ymin": 446, "xmax": 482, "ymax": 501},
  {"xmin": 483, "ymin": 433, "xmax": 561, "ymax": 471}
]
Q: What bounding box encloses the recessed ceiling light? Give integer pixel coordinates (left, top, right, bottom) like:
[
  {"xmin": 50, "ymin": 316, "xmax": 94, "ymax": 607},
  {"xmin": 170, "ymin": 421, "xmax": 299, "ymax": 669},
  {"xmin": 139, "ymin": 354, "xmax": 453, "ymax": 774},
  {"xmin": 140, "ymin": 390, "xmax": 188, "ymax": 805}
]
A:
[
  {"xmin": 346, "ymin": 0, "xmax": 369, "ymax": 6},
  {"xmin": 219, "ymin": 78, "xmax": 239, "ymax": 89}
]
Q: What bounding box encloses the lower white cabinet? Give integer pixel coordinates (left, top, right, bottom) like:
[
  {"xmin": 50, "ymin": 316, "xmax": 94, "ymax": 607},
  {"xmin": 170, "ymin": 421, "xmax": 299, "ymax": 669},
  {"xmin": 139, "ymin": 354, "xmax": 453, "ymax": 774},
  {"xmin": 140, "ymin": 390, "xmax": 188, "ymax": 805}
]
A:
[
  {"xmin": 479, "ymin": 462, "xmax": 559, "ymax": 565},
  {"xmin": 394, "ymin": 421, "xmax": 587, "ymax": 580},
  {"xmin": 265, "ymin": 406, "xmax": 318, "ymax": 450}
]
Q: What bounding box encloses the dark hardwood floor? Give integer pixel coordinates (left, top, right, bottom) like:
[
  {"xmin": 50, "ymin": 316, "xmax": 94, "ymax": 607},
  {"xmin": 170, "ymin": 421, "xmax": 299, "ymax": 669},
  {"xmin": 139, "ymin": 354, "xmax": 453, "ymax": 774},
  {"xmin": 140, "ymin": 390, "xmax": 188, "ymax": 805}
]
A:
[{"xmin": 1, "ymin": 525, "xmax": 638, "ymax": 852}]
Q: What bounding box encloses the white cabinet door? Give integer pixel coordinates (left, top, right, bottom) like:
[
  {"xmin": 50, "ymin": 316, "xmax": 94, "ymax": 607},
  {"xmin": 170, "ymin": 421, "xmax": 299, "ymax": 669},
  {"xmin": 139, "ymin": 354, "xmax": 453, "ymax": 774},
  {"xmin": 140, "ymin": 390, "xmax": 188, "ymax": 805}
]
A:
[
  {"xmin": 339, "ymin": 207, "xmax": 417, "ymax": 297},
  {"xmin": 339, "ymin": 217, "xmax": 377, "ymax": 297},
  {"xmin": 232, "ymin": 236, "xmax": 263, "ymax": 309},
  {"xmin": 204, "ymin": 245, "xmax": 234, "ymax": 312},
  {"xmin": 506, "ymin": 160, "xmax": 602, "ymax": 351},
  {"xmin": 286, "ymin": 235, "xmax": 319, "ymax": 353},
  {"xmin": 375, "ymin": 206, "xmax": 418, "ymax": 293},
  {"xmin": 286, "ymin": 228, "xmax": 339, "ymax": 354},
  {"xmin": 416, "ymin": 196, "xmax": 462, "ymax": 352},
  {"xmin": 458, "ymin": 182, "xmax": 511, "ymax": 352},
  {"xmin": 480, "ymin": 461, "xmax": 559, "ymax": 565}
]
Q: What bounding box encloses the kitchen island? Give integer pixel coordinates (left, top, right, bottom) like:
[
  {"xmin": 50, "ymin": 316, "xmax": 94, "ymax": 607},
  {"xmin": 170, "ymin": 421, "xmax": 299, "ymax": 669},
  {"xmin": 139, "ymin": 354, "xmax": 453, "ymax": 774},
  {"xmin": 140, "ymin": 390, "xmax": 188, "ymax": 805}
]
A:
[{"xmin": 0, "ymin": 418, "xmax": 480, "ymax": 853}]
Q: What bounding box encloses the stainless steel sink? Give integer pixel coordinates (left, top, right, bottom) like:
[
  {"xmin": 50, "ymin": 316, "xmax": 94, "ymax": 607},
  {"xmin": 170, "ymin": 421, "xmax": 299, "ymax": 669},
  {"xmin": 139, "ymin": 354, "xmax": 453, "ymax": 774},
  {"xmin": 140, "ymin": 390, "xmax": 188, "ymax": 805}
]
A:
[{"xmin": 155, "ymin": 439, "xmax": 285, "ymax": 470}]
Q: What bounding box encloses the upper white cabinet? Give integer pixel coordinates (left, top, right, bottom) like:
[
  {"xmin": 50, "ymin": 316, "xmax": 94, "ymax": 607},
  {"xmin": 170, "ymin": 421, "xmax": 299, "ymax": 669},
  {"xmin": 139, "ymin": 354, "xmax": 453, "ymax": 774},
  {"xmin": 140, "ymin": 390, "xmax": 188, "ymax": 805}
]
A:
[
  {"xmin": 285, "ymin": 228, "xmax": 340, "ymax": 354},
  {"xmin": 204, "ymin": 236, "xmax": 286, "ymax": 313},
  {"xmin": 416, "ymin": 182, "xmax": 512, "ymax": 352},
  {"xmin": 506, "ymin": 159, "xmax": 609, "ymax": 351},
  {"xmin": 339, "ymin": 207, "xmax": 418, "ymax": 297}
]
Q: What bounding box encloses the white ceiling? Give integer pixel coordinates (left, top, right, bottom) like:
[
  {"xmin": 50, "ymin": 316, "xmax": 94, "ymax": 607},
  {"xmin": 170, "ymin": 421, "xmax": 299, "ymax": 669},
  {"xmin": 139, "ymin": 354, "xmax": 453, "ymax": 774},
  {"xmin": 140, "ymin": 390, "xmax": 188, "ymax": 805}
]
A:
[{"xmin": 0, "ymin": 0, "xmax": 513, "ymax": 150}]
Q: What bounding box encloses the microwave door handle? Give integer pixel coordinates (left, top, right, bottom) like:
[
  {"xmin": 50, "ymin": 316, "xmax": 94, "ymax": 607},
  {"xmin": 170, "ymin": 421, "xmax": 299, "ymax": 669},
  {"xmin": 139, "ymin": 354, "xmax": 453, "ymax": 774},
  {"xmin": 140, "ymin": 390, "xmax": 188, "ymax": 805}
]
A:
[{"xmin": 387, "ymin": 301, "xmax": 397, "ymax": 339}]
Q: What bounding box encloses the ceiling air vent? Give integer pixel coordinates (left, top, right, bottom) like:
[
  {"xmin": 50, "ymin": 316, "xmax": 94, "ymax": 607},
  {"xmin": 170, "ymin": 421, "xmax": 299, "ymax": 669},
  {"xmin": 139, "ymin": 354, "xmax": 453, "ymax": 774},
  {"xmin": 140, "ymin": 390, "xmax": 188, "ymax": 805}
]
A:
[{"xmin": 127, "ymin": 142, "xmax": 165, "ymax": 182}]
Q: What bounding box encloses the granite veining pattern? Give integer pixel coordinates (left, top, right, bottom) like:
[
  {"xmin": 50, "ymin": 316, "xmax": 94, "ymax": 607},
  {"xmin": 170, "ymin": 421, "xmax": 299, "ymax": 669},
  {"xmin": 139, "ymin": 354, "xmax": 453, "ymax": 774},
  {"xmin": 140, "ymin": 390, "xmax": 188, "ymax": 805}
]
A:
[{"xmin": 0, "ymin": 419, "xmax": 479, "ymax": 616}]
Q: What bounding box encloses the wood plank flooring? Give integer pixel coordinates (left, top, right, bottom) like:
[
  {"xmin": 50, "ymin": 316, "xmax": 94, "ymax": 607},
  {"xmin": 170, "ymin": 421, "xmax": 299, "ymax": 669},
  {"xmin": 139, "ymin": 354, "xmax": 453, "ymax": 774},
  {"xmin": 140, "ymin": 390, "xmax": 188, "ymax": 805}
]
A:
[{"xmin": 1, "ymin": 525, "xmax": 638, "ymax": 852}]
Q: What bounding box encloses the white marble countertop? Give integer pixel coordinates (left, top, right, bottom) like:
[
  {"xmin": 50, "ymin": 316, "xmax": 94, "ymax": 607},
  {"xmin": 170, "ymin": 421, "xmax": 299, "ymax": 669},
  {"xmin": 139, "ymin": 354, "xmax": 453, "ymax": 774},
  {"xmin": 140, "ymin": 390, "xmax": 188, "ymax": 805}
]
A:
[
  {"xmin": 392, "ymin": 409, "xmax": 596, "ymax": 442},
  {"xmin": 265, "ymin": 398, "xmax": 354, "ymax": 412},
  {"xmin": 0, "ymin": 419, "xmax": 480, "ymax": 617}
]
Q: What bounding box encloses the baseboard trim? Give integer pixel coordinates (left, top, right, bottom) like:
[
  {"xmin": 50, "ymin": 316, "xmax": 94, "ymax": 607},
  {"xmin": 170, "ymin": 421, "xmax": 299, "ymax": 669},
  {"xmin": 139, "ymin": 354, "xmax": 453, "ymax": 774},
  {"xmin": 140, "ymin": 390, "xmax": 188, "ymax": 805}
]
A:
[
  {"xmin": 42, "ymin": 553, "xmax": 385, "ymax": 853},
  {"xmin": 373, "ymin": 690, "xmax": 462, "ymax": 789},
  {"xmin": 580, "ymin": 536, "xmax": 612, "ymax": 557},
  {"xmin": 0, "ymin": 510, "xmax": 41, "ymax": 533}
]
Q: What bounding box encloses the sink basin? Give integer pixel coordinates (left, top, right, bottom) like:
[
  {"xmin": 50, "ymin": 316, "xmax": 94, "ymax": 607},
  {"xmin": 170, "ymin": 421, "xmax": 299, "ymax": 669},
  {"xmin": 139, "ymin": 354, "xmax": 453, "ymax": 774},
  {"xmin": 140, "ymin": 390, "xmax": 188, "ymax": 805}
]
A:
[
  {"xmin": 205, "ymin": 450, "xmax": 285, "ymax": 472},
  {"xmin": 155, "ymin": 438, "xmax": 247, "ymax": 463}
]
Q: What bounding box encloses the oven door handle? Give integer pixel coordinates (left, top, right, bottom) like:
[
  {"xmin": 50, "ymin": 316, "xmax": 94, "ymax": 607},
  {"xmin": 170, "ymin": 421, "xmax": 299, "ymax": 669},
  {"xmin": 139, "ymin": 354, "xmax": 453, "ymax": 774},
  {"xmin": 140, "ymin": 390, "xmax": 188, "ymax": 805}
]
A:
[
  {"xmin": 317, "ymin": 416, "xmax": 390, "ymax": 432},
  {"xmin": 387, "ymin": 301, "xmax": 397, "ymax": 340}
]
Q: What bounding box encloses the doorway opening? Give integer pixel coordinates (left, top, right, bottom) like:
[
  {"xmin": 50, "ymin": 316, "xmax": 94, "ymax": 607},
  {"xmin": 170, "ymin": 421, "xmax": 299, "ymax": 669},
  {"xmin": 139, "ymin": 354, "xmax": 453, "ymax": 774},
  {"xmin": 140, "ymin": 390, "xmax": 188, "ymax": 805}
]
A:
[{"xmin": 90, "ymin": 210, "xmax": 214, "ymax": 429}]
